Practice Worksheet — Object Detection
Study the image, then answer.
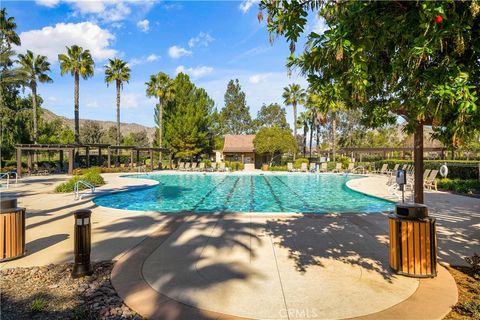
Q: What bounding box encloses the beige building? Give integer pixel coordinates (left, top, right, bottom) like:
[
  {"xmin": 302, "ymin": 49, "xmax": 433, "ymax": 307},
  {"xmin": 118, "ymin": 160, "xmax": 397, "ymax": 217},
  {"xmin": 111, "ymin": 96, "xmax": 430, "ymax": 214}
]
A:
[{"xmin": 222, "ymin": 135, "xmax": 267, "ymax": 169}]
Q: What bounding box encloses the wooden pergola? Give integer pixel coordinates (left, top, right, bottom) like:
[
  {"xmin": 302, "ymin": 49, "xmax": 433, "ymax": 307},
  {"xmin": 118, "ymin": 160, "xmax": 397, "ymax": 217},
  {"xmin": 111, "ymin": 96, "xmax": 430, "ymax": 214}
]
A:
[{"xmin": 15, "ymin": 144, "xmax": 170, "ymax": 176}]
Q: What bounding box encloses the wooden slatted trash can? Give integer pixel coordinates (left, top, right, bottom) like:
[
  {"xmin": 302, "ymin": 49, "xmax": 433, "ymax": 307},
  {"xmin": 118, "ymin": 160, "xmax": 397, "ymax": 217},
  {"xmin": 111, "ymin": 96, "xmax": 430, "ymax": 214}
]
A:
[
  {"xmin": 389, "ymin": 203, "xmax": 437, "ymax": 278},
  {"xmin": 0, "ymin": 197, "xmax": 26, "ymax": 261}
]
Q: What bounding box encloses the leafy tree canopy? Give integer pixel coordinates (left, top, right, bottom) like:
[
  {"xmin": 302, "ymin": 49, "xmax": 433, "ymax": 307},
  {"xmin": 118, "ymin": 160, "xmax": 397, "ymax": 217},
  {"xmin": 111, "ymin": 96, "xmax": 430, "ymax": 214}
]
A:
[
  {"xmin": 254, "ymin": 103, "xmax": 290, "ymax": 130},
  {"xmin": 80, "ymin": 120, "xmax": 104, "ymax": 144},
  {"xmin": 253, "ymin": 126, "xmax": 297, "ymax": 163}
]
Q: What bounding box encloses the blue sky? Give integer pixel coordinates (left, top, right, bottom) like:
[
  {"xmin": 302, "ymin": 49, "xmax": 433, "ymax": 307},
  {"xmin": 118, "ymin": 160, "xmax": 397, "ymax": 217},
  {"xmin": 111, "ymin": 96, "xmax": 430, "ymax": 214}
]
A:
[{"xmin": 5, "ymin": 0, "xmax": 325, "ymax": 128}]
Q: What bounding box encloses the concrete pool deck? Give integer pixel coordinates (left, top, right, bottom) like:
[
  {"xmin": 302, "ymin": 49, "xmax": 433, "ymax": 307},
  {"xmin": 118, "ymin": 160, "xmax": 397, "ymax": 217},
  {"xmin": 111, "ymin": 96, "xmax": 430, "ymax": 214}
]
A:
[{"xmin": 1, "ymin": 171, "xmax": 478, "ymax": 319}]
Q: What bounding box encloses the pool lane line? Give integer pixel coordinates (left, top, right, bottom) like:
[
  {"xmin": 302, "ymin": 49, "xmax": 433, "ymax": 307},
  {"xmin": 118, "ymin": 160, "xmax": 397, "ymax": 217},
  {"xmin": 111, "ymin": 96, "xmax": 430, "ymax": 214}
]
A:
[
  {"xmin": 192, "ymin": 176, "xmax": 229, "ymax": 211},
  {"xmin": 249, "ymin": 176, "xmax": 255, "ymax": 212},
  {"xmin": 262, "ymin": 175, "xmax": 285, "ymax": 211},
  {"xmin": 272, "ymin": 175, "xmax": 311, "ymax": 210},
  {"xmin": 222, "ymin": 177, "xmax": 240, "ymax": 210}
]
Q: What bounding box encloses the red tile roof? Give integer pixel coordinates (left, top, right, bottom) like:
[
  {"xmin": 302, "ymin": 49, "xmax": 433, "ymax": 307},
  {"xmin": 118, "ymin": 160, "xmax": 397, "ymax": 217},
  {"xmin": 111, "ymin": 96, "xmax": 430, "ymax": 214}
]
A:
[{"xmin": 223, "ymin": 135, "xmax": 256, "ymax": 153}]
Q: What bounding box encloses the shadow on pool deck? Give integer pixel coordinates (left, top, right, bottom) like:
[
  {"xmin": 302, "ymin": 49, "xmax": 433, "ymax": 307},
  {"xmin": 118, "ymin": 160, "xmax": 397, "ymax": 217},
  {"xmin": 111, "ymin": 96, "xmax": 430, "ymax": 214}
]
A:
[{"xmin": 111, "ymin": 212, "xmax": 406, "ymax": 320}]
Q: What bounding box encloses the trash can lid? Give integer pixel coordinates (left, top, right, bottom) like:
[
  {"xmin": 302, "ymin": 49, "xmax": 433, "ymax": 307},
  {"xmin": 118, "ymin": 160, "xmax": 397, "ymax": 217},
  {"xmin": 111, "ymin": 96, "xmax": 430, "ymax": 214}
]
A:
[
  {"xmin": 0, "ymin": 197, "xmax": 17, "ymax": 210},
  {"xmin": 74, "ymin": 209, "xmax": 92, "ymax": 219}
]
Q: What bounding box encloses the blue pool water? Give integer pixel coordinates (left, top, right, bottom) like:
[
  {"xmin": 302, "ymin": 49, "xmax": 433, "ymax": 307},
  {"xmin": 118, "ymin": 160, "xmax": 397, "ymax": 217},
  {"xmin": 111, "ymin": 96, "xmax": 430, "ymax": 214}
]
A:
[{"xmin": 94, "ymin": 173, "xmax": 394, "ymax": 213}]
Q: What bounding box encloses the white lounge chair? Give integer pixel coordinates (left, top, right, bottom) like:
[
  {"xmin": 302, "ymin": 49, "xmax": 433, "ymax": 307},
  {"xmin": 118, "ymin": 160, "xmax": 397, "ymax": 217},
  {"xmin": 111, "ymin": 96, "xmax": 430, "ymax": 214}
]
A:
[
  {"xmin": 319, "ymin": 162, "xmax": 328, "ymax": 173},
  {"xmin": 300, "ymin": 162, "xmax": 308, "ymax": 172},
  {"xmin": 424, "ymin": 169, "xmax": 438, "ymax": 191},
  {"xmin": 373, "ymin": 164, "xmax": 388, "ymax": 174},
  {"xmin": 287, "ymin": 162, "xmax": 295, "ymax": 172},
  {"xmin": 309, "ymin": 163, "xmax": 316, "ymax": 172},
  {"xmin": 332, "ymin": 163, "xmax": 342, "ymax": 173}
]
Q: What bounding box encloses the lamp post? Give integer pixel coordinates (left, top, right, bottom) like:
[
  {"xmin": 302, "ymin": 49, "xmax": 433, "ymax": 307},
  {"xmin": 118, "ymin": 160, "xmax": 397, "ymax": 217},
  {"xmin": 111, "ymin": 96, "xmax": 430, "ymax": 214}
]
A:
[{"xmin": 72, "ymin": 209, "xmax": 93, "ymax": 278}]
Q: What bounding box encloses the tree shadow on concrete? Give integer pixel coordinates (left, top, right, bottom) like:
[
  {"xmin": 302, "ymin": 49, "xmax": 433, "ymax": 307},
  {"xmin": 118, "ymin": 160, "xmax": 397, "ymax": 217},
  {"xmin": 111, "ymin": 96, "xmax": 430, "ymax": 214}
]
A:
[
  {"xmin": 266, "ymin": 213, "xmax": 395, "ymax": 281},
  {"xmin": 109, "ymin": 213, "xmax": 265, "ymax": 320}
]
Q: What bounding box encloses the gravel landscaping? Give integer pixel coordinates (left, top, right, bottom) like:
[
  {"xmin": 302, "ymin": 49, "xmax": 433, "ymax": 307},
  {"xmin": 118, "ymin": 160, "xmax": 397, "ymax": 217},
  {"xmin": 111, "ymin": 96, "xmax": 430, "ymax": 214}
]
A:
[{"xmin": 0, "ymin": 261, "xmax": 142, "ymax": 320}]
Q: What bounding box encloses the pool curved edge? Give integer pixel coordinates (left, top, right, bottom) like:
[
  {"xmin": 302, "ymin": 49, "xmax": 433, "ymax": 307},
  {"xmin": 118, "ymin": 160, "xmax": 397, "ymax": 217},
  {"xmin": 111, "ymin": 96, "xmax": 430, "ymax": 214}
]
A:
[{"xmin": 345, "ymin": 176, "xmax": 398, "ymax": 207}]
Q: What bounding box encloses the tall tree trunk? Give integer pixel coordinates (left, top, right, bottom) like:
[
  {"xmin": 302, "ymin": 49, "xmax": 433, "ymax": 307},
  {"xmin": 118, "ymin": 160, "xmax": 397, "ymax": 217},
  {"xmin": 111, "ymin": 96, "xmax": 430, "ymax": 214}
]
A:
[
  {"xmin": 309, "ymin": 114, "xmax": 314, "ymax": 158},
  {"xmin": 74, "ymin": 72, "xmax": 80, "ymax": 144},
  {"xmin": 158, "ymin": 99, "xmax": 163, "ymax": 168},
  {"xmin": 293, "ymin": 103, "xmax": 297, "ymax": 160},
  {"xmin": 303, "ymin": 123, "xmax": 307, "ymax": 157},
  {"xmin": 332, "ymin": 111, "xmax": 336, "ymax": 162},
  {"xmin": 451, "ymin": 145, "xmax": 455, "ymax": 160},
  {"xmin": 414, "ymin": 123, "xmax": 424, "ymax": 204},
  {"xmin": 116, "ymin": 80, "xmax": 121, "ymax": 146},
  {"xmin": 316, "ymin": 124, "xmax": 320, "ymax": 161},
  {"xmin": 32, "ymin": 83, "xmax": 38, "ymax": 144}
]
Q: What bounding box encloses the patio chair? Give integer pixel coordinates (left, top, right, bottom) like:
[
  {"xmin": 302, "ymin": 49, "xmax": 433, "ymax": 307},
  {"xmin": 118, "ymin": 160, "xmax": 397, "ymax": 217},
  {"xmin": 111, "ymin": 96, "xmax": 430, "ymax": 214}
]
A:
[
  {"xmin": 183, "ymin": 162, "xmax": 191, "ymax": 171},
  {"xmin": 287, "ymin": 162, "xmax": 295, "ymax": 172},
  {"xmin": 177, "ymin": 162, "xmax": 185, "ymax": 171},
  {"xmin": 319, "ymin": 162, "xmax": 328, "ymax": 173},
  {"xmin": 190, "ymin": 162, "xmax": 198, "ymax": 171},
  {"xmin": 309, "ymin": 163, "xmax": 316, "ymax": 172},
  {"xmin": 198, "ymin": 162, "xmax": 205, "ymax": 171},
  {"xmin": 424, "ymin": 169, "xmax": 438, "ymax": 191},
  {"xmin": 211, "ymin": 162, "xmax": 217, "ymax": 172},
  {"xmin": 219, "ymin": 162, "xmax": 226, "ymax": 172},
  {"xmin": 372, "ymin": 163, "xmax": 388, "ymax": 174},
  {"xmin": 388, "ymin": 164, "xmax": 400, "ymax": 175},
  {"xmin": 300, "ymin": 162, "xmax": 308, "ymax": 172},
  {"xmin": 346, "ymin": 163, "xmax": 354, "ymax": 173},
  {"xmin": 332, "ymin": 163, "xmax": 343, "ymax": 173}
]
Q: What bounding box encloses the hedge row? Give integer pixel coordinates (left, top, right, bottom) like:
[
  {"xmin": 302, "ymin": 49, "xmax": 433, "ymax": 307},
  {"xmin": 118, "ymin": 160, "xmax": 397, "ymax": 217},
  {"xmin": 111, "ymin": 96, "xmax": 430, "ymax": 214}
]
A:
[{"xmin": 437, "ymin": 178, "xmax": 480, "ymax": 195}]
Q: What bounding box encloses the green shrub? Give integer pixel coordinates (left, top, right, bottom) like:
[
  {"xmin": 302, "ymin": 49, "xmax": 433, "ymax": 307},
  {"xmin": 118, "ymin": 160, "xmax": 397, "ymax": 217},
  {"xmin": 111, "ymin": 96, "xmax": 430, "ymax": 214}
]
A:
[
  {"xmin": 201, "ymin": 159, "xmax": 211, "ymax": 167},
  {"xmin": 337, "ymin": 155, "xmax": 351, "ymax": 168},
  {"xmin": 294, "ymin": 158, "xmax": 309, "ymax": 169},
  {"xmin": 437, "ymin": 178, "xmax": 480, "ymax": 194},
  {"xmin": 55, "ymin": 168, "xmax": 105, "ymax": 193},
  {"xmin": 28, "ymin": 298, "xmax": 47, "ymax": 313},
  {"xmin": 225, "ymin": 161, "xmax": 244, "ymax": 171},
  {"xmin": 269, "ymin": 165, "xmax": 288, "ymax": 171},
  {"xmin": 455, "ymin": 300, "xmax": 480, "ymax": 319}
]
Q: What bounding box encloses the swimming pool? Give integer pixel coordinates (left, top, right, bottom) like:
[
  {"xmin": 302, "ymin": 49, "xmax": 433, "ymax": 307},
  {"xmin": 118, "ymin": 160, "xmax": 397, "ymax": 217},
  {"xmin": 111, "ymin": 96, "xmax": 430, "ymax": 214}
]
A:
[{"xmin": 94, "ymin": 173, "xmax": 394, "ymax": 213}]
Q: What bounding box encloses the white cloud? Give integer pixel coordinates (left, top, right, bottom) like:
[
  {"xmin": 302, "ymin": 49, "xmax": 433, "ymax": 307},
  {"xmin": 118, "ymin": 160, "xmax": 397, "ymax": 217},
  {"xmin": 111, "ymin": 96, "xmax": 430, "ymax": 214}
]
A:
[
  {"xmin": 168, "ymin": 45, "xmax": 192, "ymax": 59},
  {"xmin": 249, "ymin": 73, "xmax": 272, "ymax": 84},
  {"xmin": 127, "ymin": 54, "xmax": 160, "ymax": 67},
  {"xmin": 122, "ymin": 93, "xmax": 141, "ymax": 109},
  {"xmin": 137, "ymin": 19, "xmax": 150, "ymax": 33},
  {"xmin": 239, "ymin": 0, "xmax": 259, "ymax": 13},
  {"xmin": 146, "ymin": 54, "xmax": 159, "ymax": 62},
  {"xmin": 86, "ymin": 100, "xmax": 100, "ymax": 108},
  {"xmin": 17, "ymin": 22, "xmax": 117, "ymax": 62},
  {"xmin": 312, "ymin": 16, "xmax": 328, "ymax": 35},
  {"xmin": 175, "ymin": 65, "xmax": 213, "ymax": 79},
  {"xmin": 35, "ymin": 0, "xmax": 158, "ymax": 23},
  {"xmin": 188, "ymin": 32, "xmax": 214, "ymax": 48},
  {"xmin": 35, "ymin": 0, "xmax": 60, "ymax": 7}
]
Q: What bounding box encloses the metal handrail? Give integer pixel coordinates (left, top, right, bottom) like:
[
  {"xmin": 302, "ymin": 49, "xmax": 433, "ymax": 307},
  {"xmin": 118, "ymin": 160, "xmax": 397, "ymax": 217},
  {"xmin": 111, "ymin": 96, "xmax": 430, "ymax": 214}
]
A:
[
  {"xmin": 137, "ymin": 165, "xmax": 147, "ymax": 174},
  {"xmin": 74, "ymin": 180, "xmax": 96, "ymax": 200},
  {"xmin": 0, "ymin": 173, "xmax": 9, "ymax": 188},
  {"xmin": 345, "ymin": 166, "xmax": 366, "ymax": 176},
  {"xmin": 8, "ymin": 171, "xmax": 18, "ymax": 186}
]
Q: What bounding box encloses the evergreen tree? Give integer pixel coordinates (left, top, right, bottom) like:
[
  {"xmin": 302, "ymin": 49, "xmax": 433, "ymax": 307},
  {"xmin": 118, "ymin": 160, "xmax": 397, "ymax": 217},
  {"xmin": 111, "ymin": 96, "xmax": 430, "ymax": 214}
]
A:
[
  {"xmin": 220, "ymin": 79, "xmax": 252, "ymax": 135},
  {"xmin": 164, "ymin": 73, "xmax": 214, "ymax": 158}
]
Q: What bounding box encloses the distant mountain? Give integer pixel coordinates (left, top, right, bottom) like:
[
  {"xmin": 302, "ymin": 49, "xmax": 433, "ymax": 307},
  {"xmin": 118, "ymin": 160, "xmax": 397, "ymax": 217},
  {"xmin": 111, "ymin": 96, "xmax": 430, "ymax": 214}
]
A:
[{"xmin": 41, "ymin": 108, "xmax": 156, "ymax": 143}]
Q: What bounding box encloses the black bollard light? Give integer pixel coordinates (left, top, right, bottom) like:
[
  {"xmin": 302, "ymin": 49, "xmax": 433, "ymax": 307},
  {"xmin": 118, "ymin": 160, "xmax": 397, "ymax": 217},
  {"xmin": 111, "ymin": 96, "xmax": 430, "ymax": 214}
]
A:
[{"xmin": 72, "ymin": 209, "xmax": 93, "ymax": 278}]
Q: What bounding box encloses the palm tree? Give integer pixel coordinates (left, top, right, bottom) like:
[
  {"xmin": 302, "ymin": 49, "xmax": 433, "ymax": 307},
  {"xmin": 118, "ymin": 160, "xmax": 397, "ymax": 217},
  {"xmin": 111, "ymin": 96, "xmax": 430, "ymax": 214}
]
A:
[
  {"xmin": 297, "ymin": 111, "xmax": 309, "ymax": 157},
  {"xmin": 104, "ymin": 58, "xmax": 130, "ymax": 146},
  {"xmin": 145, "ymin": 72, "xmax": 175, "ymax": 165},
  {"xmin": 58, "ymin": 45, "xmax": 94, "ymax": 144},
  {"xmin": 282, "ymin": 83, "xmax": 305, "ymax": 159},
  {"xmin": 17, "ymin": 51, "xmax": 53, "ymax": 144},
  {"xmin": 0, "ymin": 9, "xmax": 21, "ymax": 50}
]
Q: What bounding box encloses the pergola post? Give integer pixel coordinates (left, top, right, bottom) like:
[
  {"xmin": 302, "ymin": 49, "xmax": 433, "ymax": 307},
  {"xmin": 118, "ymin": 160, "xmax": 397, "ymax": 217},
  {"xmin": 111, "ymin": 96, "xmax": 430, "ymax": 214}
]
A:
[
  {"xmin": 27, "ymin": 152, "xmax": 32, "ymax": 172},
  {"xmin": 130, "ymin": 149, "xmax": 134, "ymax": 167},
  {"xmin": 68, "ymin": 148, "xmax": 74, "ymax": 175},
  {"xmin": 16, "ymin": 148, "xmax": 22, "ymax": 177},
  {"xmin": 149, "ymin": 150, "xmax": 154, "ymax": 171},
  {"xmin": 107, "ymin": 148, "xmax": 111, "ymax": 168},
  {"xmin": 136, "ymin": 150, "xmax": 140, "ymax": 166},
  {"xmin": 98, "ymin": 147, "xmax": 102, "ymax": 166},
  {"xmin": 59, "ymin": 150, "xmax": 64, "ymax": 171},
  {"xmin": 86, "ymin": 146, "xmax": 90, "ymax": 167}
]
